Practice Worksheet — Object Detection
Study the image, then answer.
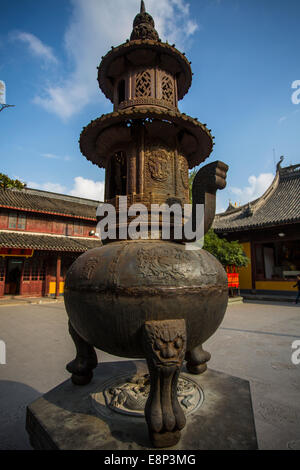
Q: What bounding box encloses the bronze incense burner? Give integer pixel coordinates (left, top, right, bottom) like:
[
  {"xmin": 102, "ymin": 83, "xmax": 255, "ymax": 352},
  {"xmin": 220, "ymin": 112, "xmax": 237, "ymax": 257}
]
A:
[{"xmin": 64, "ymin": 1, "xmax": 228, "ymax": 448}]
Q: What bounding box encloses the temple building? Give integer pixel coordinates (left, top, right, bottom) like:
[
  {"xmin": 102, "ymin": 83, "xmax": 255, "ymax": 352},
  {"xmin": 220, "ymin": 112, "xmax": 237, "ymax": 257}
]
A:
[
  {"xmin": 213, "ymin": 161, "xmax": 300, "ymax": 299},
  {"xmin": 0, "ymin": 187, "xmax": 101, "ymax": 298}
]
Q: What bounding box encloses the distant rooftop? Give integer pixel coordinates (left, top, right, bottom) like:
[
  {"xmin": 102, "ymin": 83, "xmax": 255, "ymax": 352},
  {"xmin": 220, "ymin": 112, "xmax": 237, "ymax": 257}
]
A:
[
  {"xmin": 214, "ymin": 162, "xmax": 300, "ymax": 233},
  {"xmin": 0, "ymin": 186, "xmax": 103, "ymax": 220}
]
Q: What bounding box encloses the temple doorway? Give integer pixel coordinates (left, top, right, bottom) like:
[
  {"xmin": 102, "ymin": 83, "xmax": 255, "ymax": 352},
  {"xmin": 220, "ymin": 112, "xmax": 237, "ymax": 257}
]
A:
[{"xmin": 5, "ymin": 258, "xmax": 23, "ymax": 295}]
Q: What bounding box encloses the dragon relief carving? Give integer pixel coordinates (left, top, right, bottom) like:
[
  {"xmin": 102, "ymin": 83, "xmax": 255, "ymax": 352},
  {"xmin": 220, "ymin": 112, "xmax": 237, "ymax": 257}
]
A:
[
  {"xmin": 136, "ymin": 246, "xmax": 193, "ymax": 281},
  {"xmin": 79, "ymin": 257, "xmax": 99, "ymax": 281},
  {"xmin": 101, "ymin": 373, "xmax": 201, "ymax": 416}
]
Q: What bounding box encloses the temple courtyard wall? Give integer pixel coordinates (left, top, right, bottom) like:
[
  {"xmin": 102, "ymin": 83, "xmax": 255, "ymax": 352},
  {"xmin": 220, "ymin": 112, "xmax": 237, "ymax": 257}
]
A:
[{"xmin": 0, "ymin": 300, "xmax": 299, "ymax": 450}]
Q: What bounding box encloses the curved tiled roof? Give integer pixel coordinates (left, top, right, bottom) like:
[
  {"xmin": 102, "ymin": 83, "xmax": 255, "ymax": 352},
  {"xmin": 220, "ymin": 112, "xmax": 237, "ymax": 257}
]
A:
[
  {"xmin": 0, "ymin": 188, "xmax": 99, "ymax": 220},
  {"xmin": 0, "ymin": 231, "xmax": 101, "ymax": 252},
  {"xmin": 214, "ymin": 164, "xmax": 300, "ymax": 232}
]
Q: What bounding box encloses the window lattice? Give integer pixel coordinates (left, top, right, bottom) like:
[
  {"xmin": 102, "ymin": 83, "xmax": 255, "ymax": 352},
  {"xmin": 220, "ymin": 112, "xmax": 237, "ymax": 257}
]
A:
[
  {"xmin": 74, "ymin": 221, "xmax": 83, "ymax": 236},
  {"xmin": 8, "ymin": 212, "xmax": 26, "ymax": 230},
  {"xmin": 8, "ymin": 212, "xmax": 17, "ymax": 229},
  {"xmin": 23, "ymin": 259, "xmax": 45, "ymax": 281},
  {"xmin": 23, "ymin": 260, "xmax": 31, "ymax": 281},
  {"xmin": 31, "ymin": 262, "xmax": 39, "ymax": 281},
  {"xmin": 135, "ymin": 71, "xmax": 151, "ymax": 97},
  {"xmin": 17, "ymin": 214, "xmax": 26, "ymax": 230},
  {"xmin": 161, "ymin": 75, "xmax": 174, "ymax": 103},
  {"xmin": 39, "ymin": 261, "xmax": 45, "ymax": 281}
]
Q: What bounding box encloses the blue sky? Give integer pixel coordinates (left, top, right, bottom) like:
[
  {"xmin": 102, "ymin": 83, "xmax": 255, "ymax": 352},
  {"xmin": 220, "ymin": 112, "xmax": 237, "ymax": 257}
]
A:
[{"xmin": 0, "ymin": 0, "xmax": 300, "ymax": 212}]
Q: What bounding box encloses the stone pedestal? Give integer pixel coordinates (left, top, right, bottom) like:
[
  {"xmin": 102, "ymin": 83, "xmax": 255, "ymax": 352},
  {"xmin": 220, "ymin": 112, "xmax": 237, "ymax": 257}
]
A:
[{"xmin": 26, "ymin": 361, "xmax": 257, "ymax": 450}]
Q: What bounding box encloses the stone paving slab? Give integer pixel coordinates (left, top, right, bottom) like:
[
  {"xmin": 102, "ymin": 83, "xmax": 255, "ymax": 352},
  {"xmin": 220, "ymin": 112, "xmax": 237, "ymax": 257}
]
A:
[
  {"xmin": 0, "ymin": 296, "xmax": 64, "ymax": 307},
  {"xmin": 0, "ymin": 301, "xmax": 299, "ymax": 450}
]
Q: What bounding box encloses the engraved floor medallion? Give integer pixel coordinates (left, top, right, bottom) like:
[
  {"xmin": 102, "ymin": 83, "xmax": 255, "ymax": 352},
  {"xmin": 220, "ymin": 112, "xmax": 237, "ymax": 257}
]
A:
[{"xmin": 90, "ymin": 373, "xmax": 204, "ymax": 418}]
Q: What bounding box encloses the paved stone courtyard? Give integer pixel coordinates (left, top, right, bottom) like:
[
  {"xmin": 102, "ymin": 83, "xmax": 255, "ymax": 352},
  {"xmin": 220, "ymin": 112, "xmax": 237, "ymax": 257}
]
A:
[{"xmin": 0, "ymin": 300, "xmax": 299, "ymax": 450}]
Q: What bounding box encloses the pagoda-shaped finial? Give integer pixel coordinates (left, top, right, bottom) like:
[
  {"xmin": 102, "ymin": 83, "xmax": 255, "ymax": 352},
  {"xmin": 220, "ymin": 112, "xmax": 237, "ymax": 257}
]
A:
[{"xmin": 130, "ymin": 0, "xmax": 160, "ymax": 41}]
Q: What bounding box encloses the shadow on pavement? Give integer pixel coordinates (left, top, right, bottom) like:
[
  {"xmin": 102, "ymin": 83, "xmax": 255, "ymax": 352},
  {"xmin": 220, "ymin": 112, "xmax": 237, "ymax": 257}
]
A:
[{"xmin": 0, "ymin": 380, "xmax": 41, "ymax": 450}]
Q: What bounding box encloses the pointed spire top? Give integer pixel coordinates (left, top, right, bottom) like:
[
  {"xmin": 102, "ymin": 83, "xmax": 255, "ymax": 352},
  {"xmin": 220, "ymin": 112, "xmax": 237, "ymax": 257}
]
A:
[{"xmin": 130, "ymin": 0, "xmax": 160, "ymax": 41}]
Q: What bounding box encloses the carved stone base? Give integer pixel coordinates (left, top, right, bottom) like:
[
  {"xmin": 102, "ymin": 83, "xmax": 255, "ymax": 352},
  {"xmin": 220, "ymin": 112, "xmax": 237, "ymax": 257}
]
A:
[
  {"xmin": 95, "ymin": 373, "xmax": 203, "ymax": 417},
  {"xmin": 26, "ymin": 361, "xmax": 258, "ymax": 450}
]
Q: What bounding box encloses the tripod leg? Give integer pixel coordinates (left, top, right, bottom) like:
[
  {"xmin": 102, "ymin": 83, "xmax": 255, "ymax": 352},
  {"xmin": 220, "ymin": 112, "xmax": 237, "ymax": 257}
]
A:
[
  {"xmin": 66, "ymin": 321, "xmax": 98, "ymax": 385},
  {"xmin": 143, "ymin": 319, "xmax": 186, "ymax": 448}
]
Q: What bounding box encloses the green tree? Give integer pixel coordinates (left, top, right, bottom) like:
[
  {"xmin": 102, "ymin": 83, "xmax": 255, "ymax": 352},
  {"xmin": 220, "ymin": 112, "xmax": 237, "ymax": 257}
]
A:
[
  {"xmin": 203, "ymin": 229, "xmax": 249, "ymax": 269},
  {"xmin": 188, "ymin": 169, "xmax": 197, "ymax": 203},
  {"xmin": 0, "ymin": 173, "xmax": 26, "ymax": 190},
  {"xmin": 189, "ymin": 169, "xmax": 249, "ymax": 269}
]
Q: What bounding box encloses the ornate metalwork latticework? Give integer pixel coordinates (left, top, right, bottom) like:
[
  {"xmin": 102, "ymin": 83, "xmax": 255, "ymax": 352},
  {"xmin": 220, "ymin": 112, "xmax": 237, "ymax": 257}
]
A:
[
  {"xmin": 136, "ymin": 71, "xmax": 152, "ymax": 97},
  {"xmin": 161, "ymin": 75, "xmax": 174, "ymax": 103}
]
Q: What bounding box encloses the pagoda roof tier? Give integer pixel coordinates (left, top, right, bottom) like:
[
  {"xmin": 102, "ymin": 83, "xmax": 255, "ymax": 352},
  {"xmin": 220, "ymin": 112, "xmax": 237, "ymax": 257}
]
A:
[
  {"xmin": 80, "ymin": 107, "xmax": 214, "ymax": 169},
  {"xmin": 97, "ymin": 39, "xmax": 192, "ymax": 103}
]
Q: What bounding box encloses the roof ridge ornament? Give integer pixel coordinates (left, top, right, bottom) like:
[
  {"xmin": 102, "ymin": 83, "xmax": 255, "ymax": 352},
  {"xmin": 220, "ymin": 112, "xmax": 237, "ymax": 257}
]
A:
[
  {"xmin": 242, "ymin": 202, "xmax": 254, "ymax": 217},
  {"xmin": 130, "ymin": 0, "xmax": 160, "ymax": 41},
  {"xmin": 276, "ymin": 155, "xmax": 284, "ymax": 172}
]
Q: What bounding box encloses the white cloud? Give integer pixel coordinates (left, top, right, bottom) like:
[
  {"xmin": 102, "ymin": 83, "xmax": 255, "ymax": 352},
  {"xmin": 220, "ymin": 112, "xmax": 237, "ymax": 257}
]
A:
[
  {"xmin": 216, "ymin": 199, "xmax": 226, "ymax": 214},
  {"xmin": 28, "ymin": 176, "xmax": 105, "ymax": 200},
  {"xmin": 42, "ymin": 153, "xmax": 59, "ymax": 159},
  {"xmin": 186, "ymin": 20, "xmax": 199, "ymax": 36},
  {"xmin": 28, "ymin": 181, "xmax": 67, "ymax": 193},
  {"xmin": 41, "ymin": 153, "xmax": 72, "ymax": 161},
  {"xmin": 13, "ymin": 32, "xmax": 58, "ymax": 64},
  {"xmin": 34, "ymin": 0, "xmax": 199, "ymax": 120},
  {"xmin": 228, "ymin": 173, "xmax": 274, "ymax": 205},
  {"xmin": 69, "ymin": 177, "xmax": 105, "ymax": 201},
  {"xmin": 278, "ymin": 116, "xmax": 287, "ymax": 124}
]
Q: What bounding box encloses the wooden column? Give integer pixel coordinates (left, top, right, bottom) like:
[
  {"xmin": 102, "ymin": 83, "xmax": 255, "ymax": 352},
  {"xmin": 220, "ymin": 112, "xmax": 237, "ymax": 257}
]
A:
[
  {"xmin": 55, "ymin": 255, "xmax": 61, "ymax": 299},
  {"xmin": 250, "ymin": 241, "xmax": 256, "ymax": 292},
  {"xmin": 19, "ymin": 259, "xmax": 25, "ymax": 296},
  {"xmin": 44, "ymin": 256, "xmax": 50, "ymax": 297}
]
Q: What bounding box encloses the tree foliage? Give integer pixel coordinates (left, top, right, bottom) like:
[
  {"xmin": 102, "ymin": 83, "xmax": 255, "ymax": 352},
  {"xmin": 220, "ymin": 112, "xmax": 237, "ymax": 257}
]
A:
[
  {"xmin": 189, "ymin": 170, "xmax": 249, "ymax": 268},
  {"xmin": 203, "ymin": 229, "xmax": 250, "ymax": 268},
  {"xmin": 188, "ymin": 169, "xmax": 197, "ymax": 203},
  {"xmin": 0, "ymin": 173, "xmax": 26, "ymax": 190}
]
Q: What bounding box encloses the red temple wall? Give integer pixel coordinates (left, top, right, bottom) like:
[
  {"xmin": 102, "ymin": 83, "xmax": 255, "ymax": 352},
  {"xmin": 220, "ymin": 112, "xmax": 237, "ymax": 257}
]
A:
[{"xmin": 0, "ymin": 209, "xmax": 96, "ymax": 237}]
